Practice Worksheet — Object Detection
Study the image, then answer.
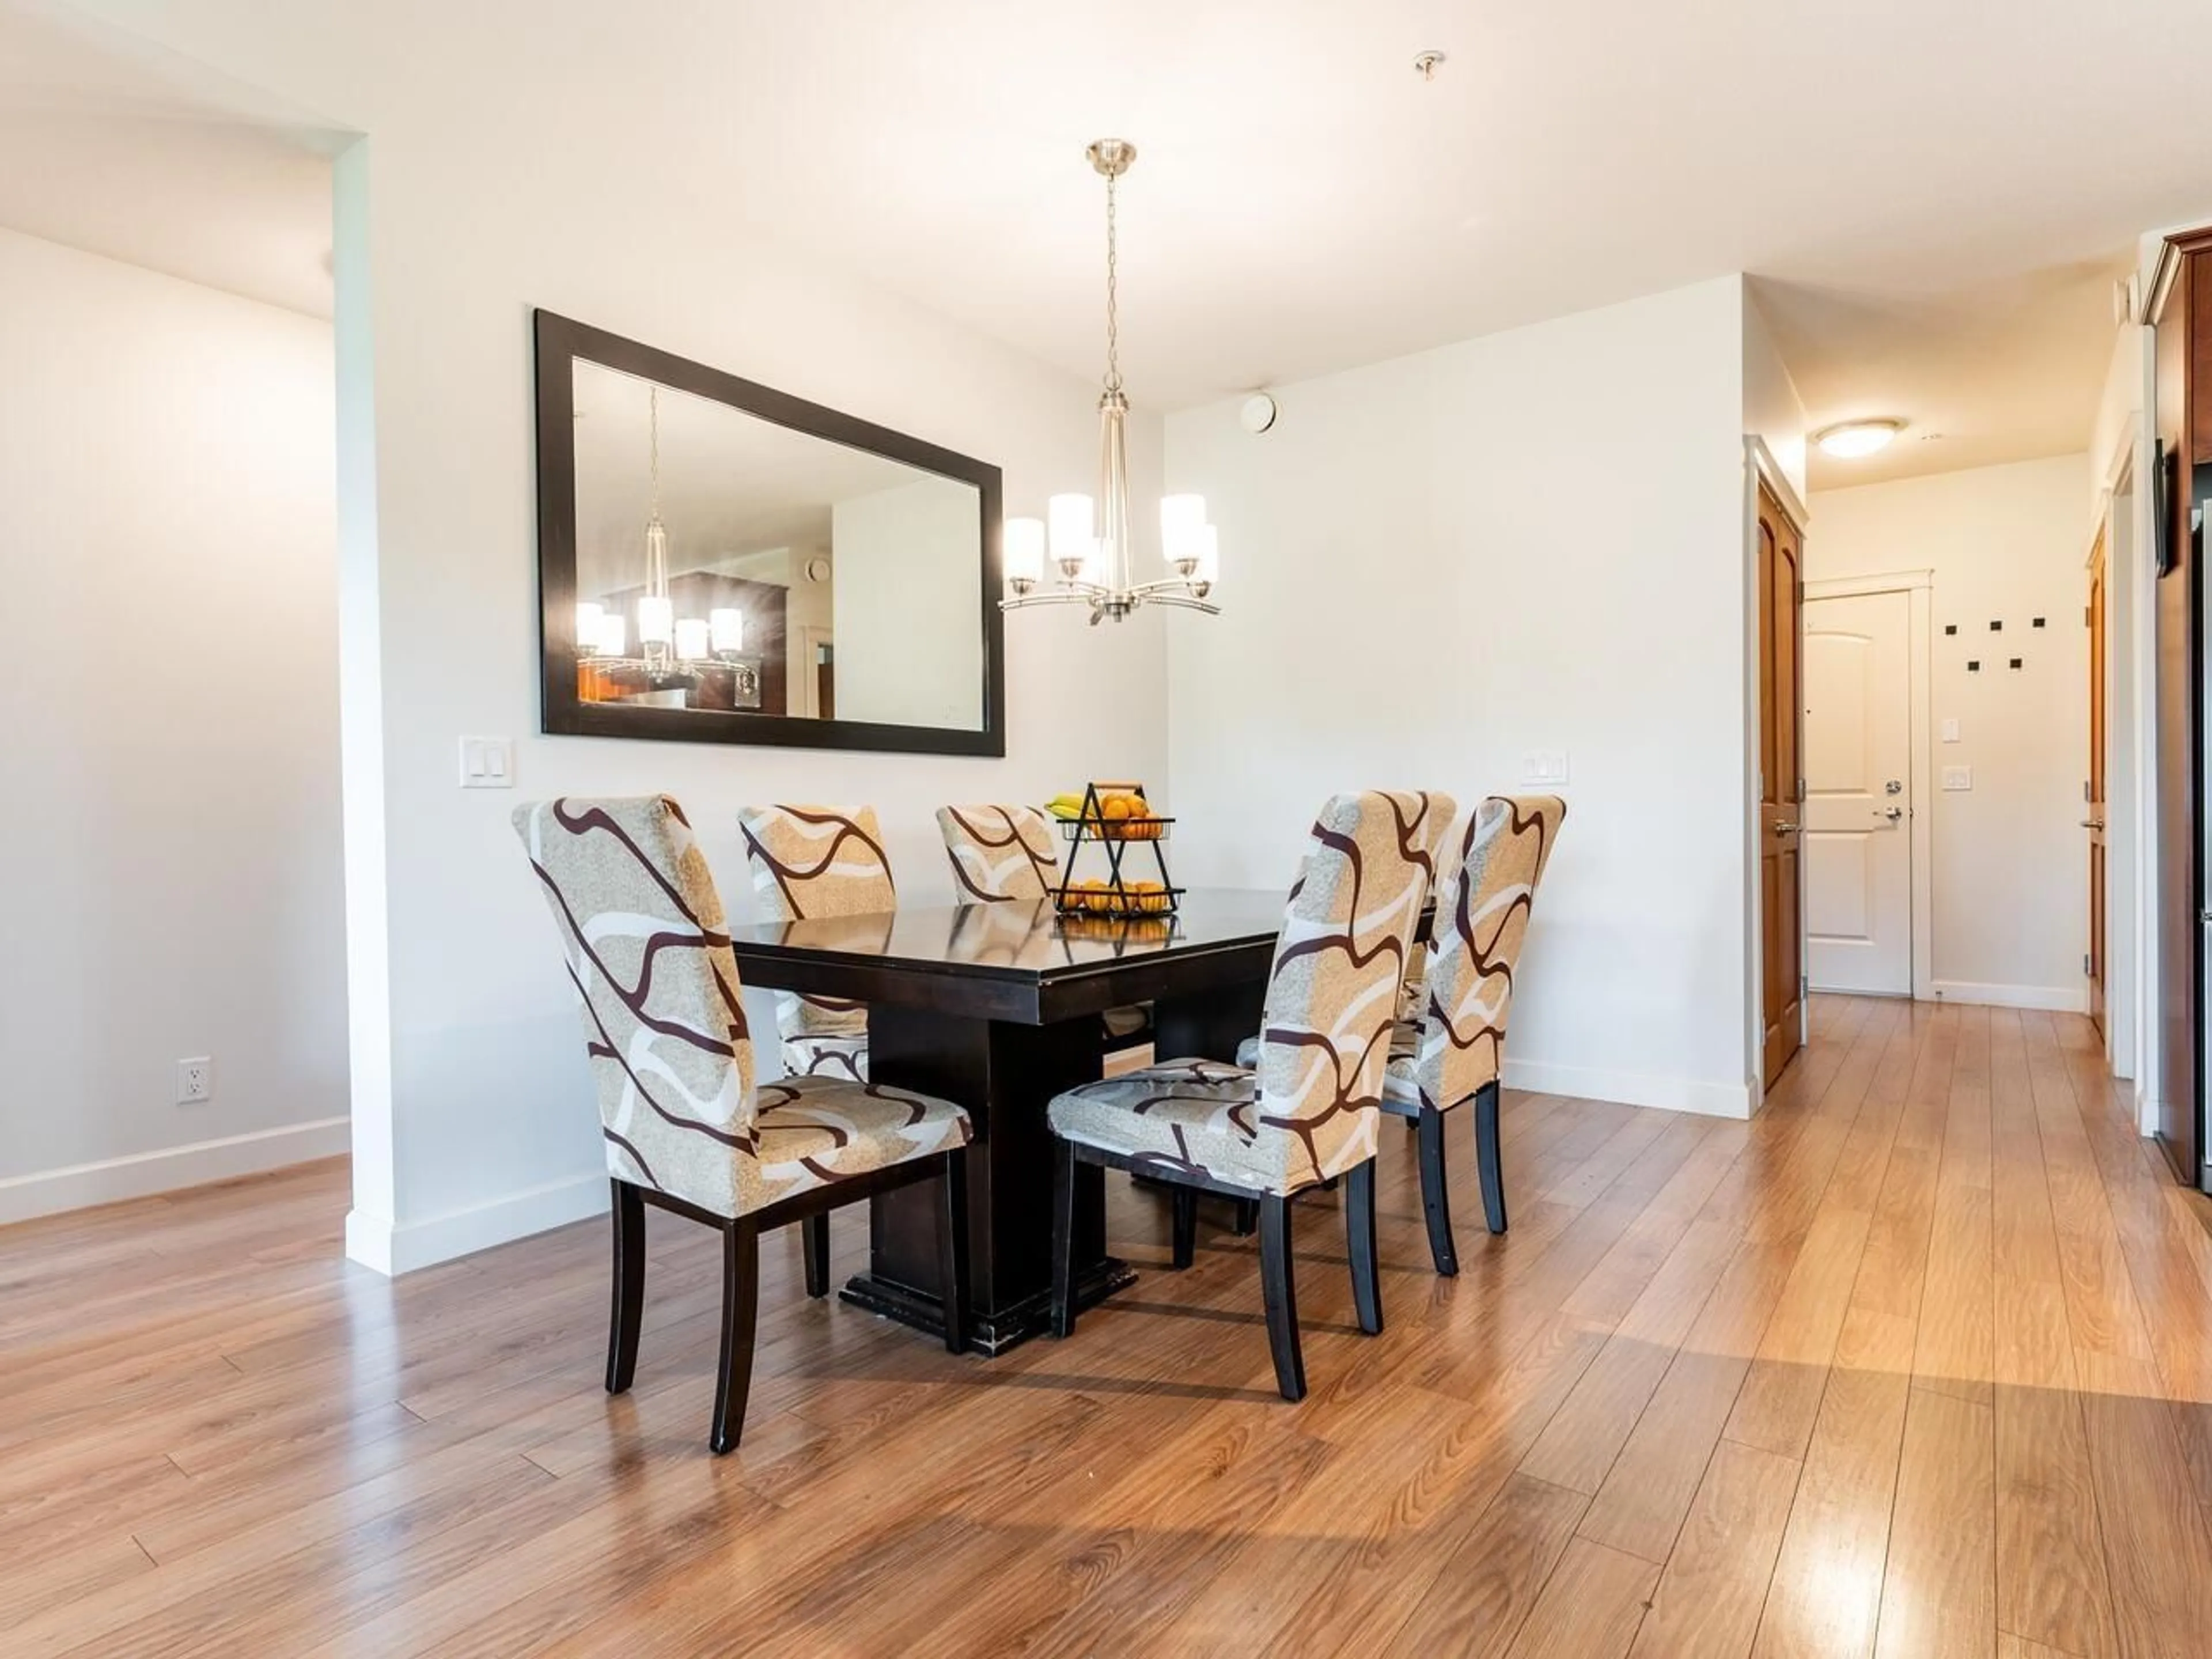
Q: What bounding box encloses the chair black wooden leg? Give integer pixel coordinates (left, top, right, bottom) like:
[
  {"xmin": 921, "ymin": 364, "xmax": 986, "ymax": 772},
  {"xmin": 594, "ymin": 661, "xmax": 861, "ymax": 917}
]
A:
[
  {"xmin": 937, "ymin": 1152, "xmax": 971, "ymax": 1355},
  {"xmin": 801, "ymin": 1213, "xmax": 830, "ymax": 1299},
  {"xmin": 1232, "ymin": 1199, "xmax": 1258, "ymax": 1236},
  {"xmin": 605, "ymin": 1180, "xmax": 646, "ymax": 1395},
  {"xmin": 1170, "ymin": 1188, "xmax": 1198, "ymax": 1270},
  {"xmin": 1416, "ymin": 1108, "xmax": 1460, "ymax": 1277},
  {"xmin": 1346, "ymin": 1160, "xmax": 1383, "ymax": 1335},
  {"xmin": 1475, "ymin": 1081, "xmax": 1508, "ymax": 1235},
  {"xmin": 1257, "ymin": 1195, "xmax": 1306, "ymax": 1402},
  {"xmin": 1050, "ymin": 1138, "xmax": 1079, "ymax": 1339},
  {"xmin": 709, "ymin": 1221, "xmax": 760, "ymax": 1455}
]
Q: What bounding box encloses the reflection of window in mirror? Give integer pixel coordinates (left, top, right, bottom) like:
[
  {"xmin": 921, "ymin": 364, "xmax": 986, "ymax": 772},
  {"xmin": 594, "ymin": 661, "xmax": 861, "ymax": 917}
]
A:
[{"xmin": 566, "ymin": 358, "xmax": 984, "ymax": 731}]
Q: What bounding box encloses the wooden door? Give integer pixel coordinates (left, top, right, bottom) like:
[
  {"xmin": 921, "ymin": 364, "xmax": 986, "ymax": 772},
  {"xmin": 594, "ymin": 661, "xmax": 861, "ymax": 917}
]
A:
[
  {"xmin": 1759, "ymin": 483, "xmax": 1805, "ymax": 1087},
  {"xmin": 2088, "ymin": 533, "xmax": 2107, "ymax": 1035},
  {"xmin": 1804, "ymin": 589, "xmax": 1913, "ymax": 995}
]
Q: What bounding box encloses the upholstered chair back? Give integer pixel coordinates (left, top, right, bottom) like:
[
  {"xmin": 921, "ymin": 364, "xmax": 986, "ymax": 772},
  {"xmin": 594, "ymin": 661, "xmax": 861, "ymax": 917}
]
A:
[
  {"xmin": 514, "ymin": 796, "xmax": 756, "ymax": 1216},
  {"xmin": 737, "ymin": 805, "xmax": 896, "ymax": 1042},
  {"xmin": 1409, "ymin": 794, "xmax": 1567, "ymax": 1110},
  {"xmin": 937, "ymin": 804, "xmax": 1061, "ymax": 902},
  {"xmin": 1402, "ymin": 791, "xmax": 1460, "ymax": 899},
  {"xmin": 1249, "ymin": 790, "xmax": 1430, "ymax": 1187},
  {"xmin": 1286, "ymin": 790, "xmax": 1453, "ymax": 907}
]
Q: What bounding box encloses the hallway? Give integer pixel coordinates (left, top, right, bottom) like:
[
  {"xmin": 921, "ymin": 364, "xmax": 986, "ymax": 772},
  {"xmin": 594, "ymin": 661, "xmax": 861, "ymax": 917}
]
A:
[{"xmin": 6, "ymin": 996, "xmax": 2212, "ymax": 1654}]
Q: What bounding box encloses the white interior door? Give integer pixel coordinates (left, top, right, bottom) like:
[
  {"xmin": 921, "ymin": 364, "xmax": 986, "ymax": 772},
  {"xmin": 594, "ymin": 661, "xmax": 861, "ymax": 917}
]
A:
[{"xmin": 1804, "ymin": 589, "xmax": 1914, "ymax": 994}]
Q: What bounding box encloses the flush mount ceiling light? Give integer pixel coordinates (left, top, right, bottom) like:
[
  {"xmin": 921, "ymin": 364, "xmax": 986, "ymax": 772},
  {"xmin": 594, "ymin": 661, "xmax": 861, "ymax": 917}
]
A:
[
  {"xmin": 1814, "ymin": 418, "xmax": 1907, "ymax": 459},
  {"xmin": 1001, "ymin": 139, "xmax": 1221, "ymax": 625}
]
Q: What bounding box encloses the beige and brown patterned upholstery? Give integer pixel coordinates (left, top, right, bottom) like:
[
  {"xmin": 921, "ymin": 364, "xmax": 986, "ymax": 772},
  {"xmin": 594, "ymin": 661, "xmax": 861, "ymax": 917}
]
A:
[
  {"xmin": 937, "ymin": 804, "xmax": 1060, "ymax": 903},
  {"xmin": 1398, "ymin": 790, "xmax": 1460, "ymax": 1014},
  {"xmin": 1234, "ymin": 789, "xmax": 1455, "ymax": 1069},
  {"xmin": 737, "ymin": 804, "xmax": 896, "ymax": 1081},
  {"xmin": 1048, "ymin": 791, "xmax": 1429, "ymax": 1196},
  {"xmin": 1382, "ymin": 794, "xmax": 1566, "ymax": 1115},
  {"xmin": 516, "ymin": 796, "xmax": 969, "ymax": 1219}
]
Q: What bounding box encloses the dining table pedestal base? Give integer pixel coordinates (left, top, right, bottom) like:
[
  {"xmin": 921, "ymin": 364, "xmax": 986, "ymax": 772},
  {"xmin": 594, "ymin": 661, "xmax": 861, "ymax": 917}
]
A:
[{"xmin": 847, "ymin": 1005, "xmax": 1132, "ymax": 1354}]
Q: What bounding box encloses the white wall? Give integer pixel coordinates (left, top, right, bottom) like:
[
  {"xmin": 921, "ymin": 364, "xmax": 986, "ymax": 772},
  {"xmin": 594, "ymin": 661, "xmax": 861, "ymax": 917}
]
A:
[
  {"xmin": 1167, "ymin": 275, "xmax": 1759, "ymax": 1118},
  {"xmin": 1808, "ymin": 454, "xmax": 2093, "ymax": 1009},
  {"xmin": 831, "ymin": 478, "xmax": 986, "ymax": 728},
  {"xmin": 0, "ymin": 226, "xmax": 348, "ymax": 1222},
  {"xmin": 1743, "ymin": 290, "xmax": 1809, "ymax": 504},
  {"xmin": 327, "ymin": 139, "xmax": 1165, "ymax": 1273},
  {"xmin": 33, "ymin": 11, "xmax": 1172, "ymax": 1269}
]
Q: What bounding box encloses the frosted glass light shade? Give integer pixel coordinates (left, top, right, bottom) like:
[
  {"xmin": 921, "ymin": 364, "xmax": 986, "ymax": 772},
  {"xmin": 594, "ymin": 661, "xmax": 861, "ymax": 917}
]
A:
[
  {"xmin": 675, "ymin": 617, "xmax": 710, "ymax": 661},
  {"xmin": 1005, "ymin": 517, "xmax": 1046, "ymax": 586},
  {"xmin": 1191, "ymin": 524, "xmax": 1219, "ymax": 586},
  {"xmin": 574, "ymin": 601, "xmax": 605, "ymax": 652},
  {"xmin": 1048, "ymin": 494, "xmax": 1094, "ymax": 570},
  {"xmin": 1160, "ymin": 494, "xmax": 1207, "ymax": 564},
  {"xmin": 636, "ymin": 594, "xmax": 674, "ymax": 646},
  {"xmin": 595, "ymin": 612, "xmax": 627, "ymax": 657},
  {"xmin": 1813, "ymin": 419, "xmax": 1903, "ymax": 459},
  {"xmin": 710, "ymin": 607, "xmax": 745, "ymax": 654}
]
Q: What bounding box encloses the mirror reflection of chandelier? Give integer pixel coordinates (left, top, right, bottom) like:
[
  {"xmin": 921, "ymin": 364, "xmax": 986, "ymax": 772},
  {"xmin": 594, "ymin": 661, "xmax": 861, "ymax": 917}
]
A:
[
  {"xmin": 1001, "ymin": 139, "xmax": 1221, "ymax": 626},
  {"xmin": 574, "ymin": 384, "xmax": 751, "ymax": 679}
]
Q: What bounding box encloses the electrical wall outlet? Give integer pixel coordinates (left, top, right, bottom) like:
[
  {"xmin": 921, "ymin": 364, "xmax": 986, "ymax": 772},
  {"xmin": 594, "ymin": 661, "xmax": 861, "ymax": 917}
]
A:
[
  {"xmin": 459, "ymin": 736, "xmax": 514, "ymax": 789},
  {"xmin": 176, "ymin": 1056, "xmax": 214, "ymax": 1104}
]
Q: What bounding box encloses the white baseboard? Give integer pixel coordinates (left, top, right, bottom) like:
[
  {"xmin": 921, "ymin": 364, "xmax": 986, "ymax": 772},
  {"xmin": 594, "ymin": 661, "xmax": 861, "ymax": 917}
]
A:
[
  {"xmin": 0, "ymin": 1117, "xmax": 351, "ymax": 1228},
  {"xmin": 1502, "ymin": 1056, "xmax": 1754, "ymax": 1120},
  {"xmin": 346, "ymin": 1170, "xmax": 608, "ymax": 1278},
  {"xmin": 1925, "ymin": 980, "xmax": 2089, "ymax": 1014}
]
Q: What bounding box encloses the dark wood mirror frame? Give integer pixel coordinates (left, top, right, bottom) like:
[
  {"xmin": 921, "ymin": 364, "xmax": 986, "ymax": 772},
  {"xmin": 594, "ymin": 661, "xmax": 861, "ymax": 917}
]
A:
[{"xmin": 532, "ymin": 309, "xmax": 1007, "ymax": 757}]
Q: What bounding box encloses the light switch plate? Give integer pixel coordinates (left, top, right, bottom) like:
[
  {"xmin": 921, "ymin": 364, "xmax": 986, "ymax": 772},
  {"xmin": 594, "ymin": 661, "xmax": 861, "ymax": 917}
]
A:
[
  {"xmin": 459, "ymin": 736, "xmax": 515, "ymax": 789},
  {"xmin": 1941, "ymin": 764, "xmax": 1972, "ymax": 791},
  {"xmin": 1521, "ymin": 750, "xmax": 1570, "ymax": 787},
  {"xmin": 1940, "ymin": 718, "xmax": 1960, "ymax": 744}
]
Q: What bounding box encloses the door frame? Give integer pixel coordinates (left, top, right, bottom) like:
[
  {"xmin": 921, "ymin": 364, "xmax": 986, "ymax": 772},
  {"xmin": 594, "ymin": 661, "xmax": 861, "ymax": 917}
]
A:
[
  {"xmin": 1801, "ymin": 569, "xmax": 1936, "ymax": 1003},
  {"xmin": 2097, "ymin": 402, "xmax": 2156, "ymax": 1105},
  {"xmin": 1743, "ymin": 437, "xmax": 1813, "ymax": 1110}
]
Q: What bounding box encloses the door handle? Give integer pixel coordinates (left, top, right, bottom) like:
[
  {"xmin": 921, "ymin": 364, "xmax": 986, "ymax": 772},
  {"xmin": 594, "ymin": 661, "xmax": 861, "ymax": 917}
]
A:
[
  {"xmin": 1881, "ymin": 806, "xmax": 1904, "ymax": 823},
  {"xmin": 1772, "ymin": 820, "xmax": 1798, "ymax": 836},
  {"xmin": 2080, "ymin": 819, "xmax": 2105, "ymax": 830}
]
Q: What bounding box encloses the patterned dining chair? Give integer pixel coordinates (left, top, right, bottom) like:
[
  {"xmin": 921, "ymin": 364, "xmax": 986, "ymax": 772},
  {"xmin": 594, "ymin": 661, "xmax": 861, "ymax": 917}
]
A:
[
  {"xmin": 515, "ymin": 795, "xmax": 972, "ymax": 1453},
  {"xmin": 1044, "ymin": 791, "xmax": 1429, "ymax": 1401},
  {"xmin": 1385, "ymin": 794, "xmax": 1566, "ymax": 1274},
  {"xmin": 738, "ymin": 804, "xmax": 897, "ymax": 1084},
  {"xmin": 936, "ymin": 803, "xmax": 1152, "ymax": 1050},
  {"xmin": 937, "ymin": 804, "xmax": 1060, "ymax": 903},
  {"xmin": 1236, "ymin": 791, "xmax": 1456, "ymax": 1054},
  {"xmin": 738, "ymin": 804, "xmax": 900, "ymax": 1299}
]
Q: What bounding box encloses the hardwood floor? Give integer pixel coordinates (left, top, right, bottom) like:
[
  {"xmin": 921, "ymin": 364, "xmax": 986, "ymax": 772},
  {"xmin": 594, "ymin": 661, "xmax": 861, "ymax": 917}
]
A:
[{"xmin": 9, "ymin": 999, "xmax": 2212, "ymax": 1655}]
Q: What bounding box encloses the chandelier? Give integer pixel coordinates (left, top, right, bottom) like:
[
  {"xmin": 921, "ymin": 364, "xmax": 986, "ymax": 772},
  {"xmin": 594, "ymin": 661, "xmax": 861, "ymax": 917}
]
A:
[
  {"xmin": 1001, "ymin": 139, "xmax": 1220, "ymax": 625},
  {"xmin": 573, "ymin": 384, "xmax": 755, "ymax": 690}
]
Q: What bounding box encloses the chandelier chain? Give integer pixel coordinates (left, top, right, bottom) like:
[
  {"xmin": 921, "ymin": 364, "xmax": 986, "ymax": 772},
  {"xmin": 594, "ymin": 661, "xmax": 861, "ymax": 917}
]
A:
[
  {"xmin": 648, "ymin": 385, "xmax": 661, "ymax": 520},
  {"xmin": 1103, "ymin": 170, "xmax": 1121, "ymax": 396}
]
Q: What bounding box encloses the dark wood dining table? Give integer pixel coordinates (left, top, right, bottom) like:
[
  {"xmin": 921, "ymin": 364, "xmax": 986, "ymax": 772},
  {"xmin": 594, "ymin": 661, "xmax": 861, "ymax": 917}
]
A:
[{"xmin": 723, "ymin": 889, "xmax": 1289, "ymax": 1354}]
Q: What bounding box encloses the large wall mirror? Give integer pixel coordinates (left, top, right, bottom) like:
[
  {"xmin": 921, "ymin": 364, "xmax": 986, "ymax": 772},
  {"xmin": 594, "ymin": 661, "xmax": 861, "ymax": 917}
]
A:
[{"xmin": 533, "ymin": 311, "xmax": 1005, "ymax": 755}]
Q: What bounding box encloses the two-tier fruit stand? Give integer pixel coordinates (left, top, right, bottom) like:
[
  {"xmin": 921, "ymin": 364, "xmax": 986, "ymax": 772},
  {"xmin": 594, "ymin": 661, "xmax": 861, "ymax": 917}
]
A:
[{"xmin": 1052, "ymin": 781, "xmax": 1181, "ymax": 924}]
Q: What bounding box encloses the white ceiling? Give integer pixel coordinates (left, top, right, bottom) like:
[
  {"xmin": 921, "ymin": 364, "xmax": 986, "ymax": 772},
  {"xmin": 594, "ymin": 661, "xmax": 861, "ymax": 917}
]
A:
[
  {"xmin": 26, "ymin": 0, "xmax": 2212, "ymax": 486},
  {"xmin": 0, "ymin": 0, "xmax": 336, "ymax": 317}
]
